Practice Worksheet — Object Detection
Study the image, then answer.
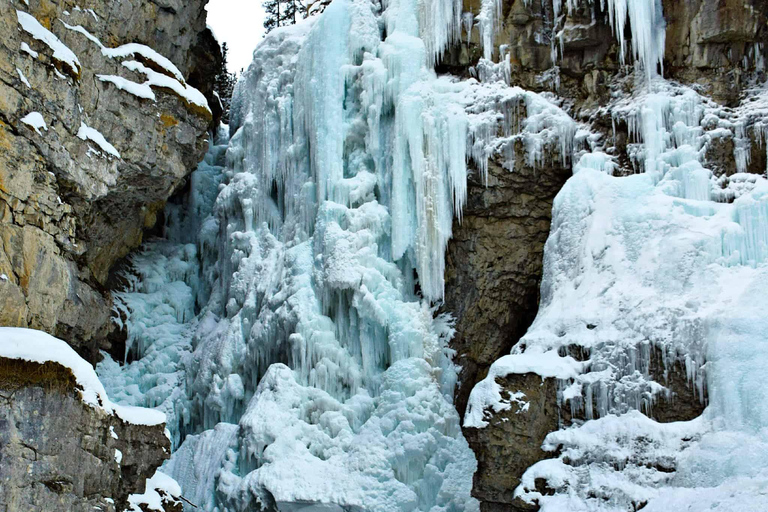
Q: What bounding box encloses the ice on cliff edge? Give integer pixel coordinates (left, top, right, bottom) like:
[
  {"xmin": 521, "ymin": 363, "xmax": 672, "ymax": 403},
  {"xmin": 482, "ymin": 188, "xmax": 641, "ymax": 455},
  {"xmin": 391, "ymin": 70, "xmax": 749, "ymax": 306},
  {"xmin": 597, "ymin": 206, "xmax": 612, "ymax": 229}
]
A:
[{"xmin": 464, "ymin": 48, "xmax": 768, "ymax": 512}]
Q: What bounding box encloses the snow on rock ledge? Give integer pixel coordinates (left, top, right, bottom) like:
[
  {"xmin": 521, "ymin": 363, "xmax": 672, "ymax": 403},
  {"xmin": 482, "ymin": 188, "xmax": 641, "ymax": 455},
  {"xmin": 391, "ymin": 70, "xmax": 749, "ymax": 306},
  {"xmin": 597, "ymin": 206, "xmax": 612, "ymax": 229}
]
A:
[
  {"xmin": 464, "ymin": 350, "xmax": 585, "ymax": 428},
  {"xmin": 0, "ymin": 327, "xmax": 165, "ymax": 426}
]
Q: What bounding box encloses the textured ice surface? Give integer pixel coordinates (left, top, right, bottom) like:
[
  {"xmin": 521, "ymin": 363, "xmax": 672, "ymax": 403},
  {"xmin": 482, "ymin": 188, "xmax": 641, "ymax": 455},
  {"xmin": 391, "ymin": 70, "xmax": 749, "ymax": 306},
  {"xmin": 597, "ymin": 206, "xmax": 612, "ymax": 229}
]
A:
[
  {"xmin": 466, "ymin": 77, "xmax": 768, "ymax": 512},
  {"xmin": 97, "ymin": 0, "xmax": 768, "ymax": 510}
]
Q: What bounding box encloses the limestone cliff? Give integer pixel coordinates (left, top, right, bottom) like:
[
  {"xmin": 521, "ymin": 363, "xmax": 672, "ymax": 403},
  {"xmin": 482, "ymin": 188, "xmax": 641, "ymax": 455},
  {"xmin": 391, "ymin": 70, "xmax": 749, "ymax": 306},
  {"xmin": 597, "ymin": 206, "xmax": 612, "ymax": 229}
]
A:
[{"xmin": 0, "ymin": 0, "xmax": 221, "ymax": 362}]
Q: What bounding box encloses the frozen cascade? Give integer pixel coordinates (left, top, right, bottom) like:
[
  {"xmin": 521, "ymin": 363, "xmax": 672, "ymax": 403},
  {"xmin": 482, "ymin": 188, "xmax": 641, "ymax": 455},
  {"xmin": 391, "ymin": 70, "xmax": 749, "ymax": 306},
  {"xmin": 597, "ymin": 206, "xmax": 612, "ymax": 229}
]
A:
[
  {"xmin": 95, "ymin": 0, "xmax": 768, "ymax": 510},
  {"xmin": 464, "ymin": 7, "xmax": 768, "ymax": 512},
  {"xmin": 92, "ymin": 0, "xmax": 577, "ymax": 509}
]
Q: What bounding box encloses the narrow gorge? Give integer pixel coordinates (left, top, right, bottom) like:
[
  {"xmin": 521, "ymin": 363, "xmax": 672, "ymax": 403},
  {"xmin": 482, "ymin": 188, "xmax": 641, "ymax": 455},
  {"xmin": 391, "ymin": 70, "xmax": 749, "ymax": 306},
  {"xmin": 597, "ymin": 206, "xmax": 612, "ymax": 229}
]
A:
[{"xmin": 1, "ymin": 0, "xmax": 767, "ymax": 511}]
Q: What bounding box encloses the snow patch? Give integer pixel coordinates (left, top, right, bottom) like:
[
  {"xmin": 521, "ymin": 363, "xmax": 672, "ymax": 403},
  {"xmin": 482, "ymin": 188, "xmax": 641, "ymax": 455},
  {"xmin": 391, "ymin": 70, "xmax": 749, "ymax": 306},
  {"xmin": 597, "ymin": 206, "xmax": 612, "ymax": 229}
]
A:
[
  {"xmin": 16, "ymin": 68, "xmax": 31, "ymax": 88},
  {"xmin": 16, "ymin": 10, "xmax": 80, "ymax": 76},
  {"xmin": 96, "ymin": 74, "xmax": 155, "ymax": 100},
  {"xmin": 21, "ymin": 112, "xmax": 47, "ymax": 134},
  {"xmin": 0, "ymin": 328, "xmax": 165, "ymax": 426},
  {"xmin": 77, "ymin": 121, "xmax": 120, "ymax": 158},
  {"xmin": 20, "ymin": 42, "xmax": 38, "ymax": 58}
]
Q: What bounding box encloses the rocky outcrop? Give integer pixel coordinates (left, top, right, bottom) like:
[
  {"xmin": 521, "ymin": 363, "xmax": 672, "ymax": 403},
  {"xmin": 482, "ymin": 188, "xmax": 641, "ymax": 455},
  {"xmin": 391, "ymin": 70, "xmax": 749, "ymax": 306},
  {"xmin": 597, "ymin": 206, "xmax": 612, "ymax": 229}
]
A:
[
  {"xmin": 462, "ymin": 373, "xmax": 559, "ymax": 512},
  {"xmin": 444, "ymin": 0, "xmax": 763, "ymax": 509},
  {"xmin": 444, "ymin": 151, "xmax": 571, "ymax": 419},
  {"xmin": 0, "ymin": 0, "xmax": 221, "ymax": 362},
  {"xmin": 0, "ymin": 356, "xmax": 171, "ymax": 511}
]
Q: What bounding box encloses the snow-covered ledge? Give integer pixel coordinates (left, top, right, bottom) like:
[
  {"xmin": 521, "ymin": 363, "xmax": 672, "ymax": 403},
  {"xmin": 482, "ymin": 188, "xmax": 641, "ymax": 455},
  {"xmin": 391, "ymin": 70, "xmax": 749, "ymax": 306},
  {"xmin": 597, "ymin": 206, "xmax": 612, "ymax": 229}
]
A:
[{"xmin": 0, "ymin": 327, "xmax": 165, "ymax": 426}]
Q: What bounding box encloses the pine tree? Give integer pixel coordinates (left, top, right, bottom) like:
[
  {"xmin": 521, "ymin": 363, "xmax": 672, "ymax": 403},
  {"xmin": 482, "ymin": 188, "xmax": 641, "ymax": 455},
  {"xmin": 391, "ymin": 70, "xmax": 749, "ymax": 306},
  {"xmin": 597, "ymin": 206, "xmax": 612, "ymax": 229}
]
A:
[
  {"xmin": 263, "ymin": 0, "xmax": 307, "ymax": 34},
  {"xmin": 213, "ymin": 42, "xmax": 237, "ymax": 124}
]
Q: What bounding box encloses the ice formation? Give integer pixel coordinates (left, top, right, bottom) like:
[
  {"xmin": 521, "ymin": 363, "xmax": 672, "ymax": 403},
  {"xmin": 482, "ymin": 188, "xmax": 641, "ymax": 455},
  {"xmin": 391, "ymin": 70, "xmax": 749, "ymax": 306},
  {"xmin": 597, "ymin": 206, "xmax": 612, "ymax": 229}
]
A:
[
  {"xmin": 98, "ymin": 0, "xmax": 490, "ymax": 503},
  {"xmin": 97, "ymin": 0, "xmax": 768, "ymax": 511},
  {"xmin": 463, "ymin": 3, "xmax": 768, "ymax": 512}
]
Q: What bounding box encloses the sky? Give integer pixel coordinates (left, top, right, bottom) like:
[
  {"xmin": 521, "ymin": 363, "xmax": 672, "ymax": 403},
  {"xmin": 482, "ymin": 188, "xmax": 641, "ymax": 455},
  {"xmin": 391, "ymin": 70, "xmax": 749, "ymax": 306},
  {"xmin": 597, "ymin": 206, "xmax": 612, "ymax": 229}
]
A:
[{"xmin": 206, "ymin": 0, "xmax": 266, "ymax": 74}]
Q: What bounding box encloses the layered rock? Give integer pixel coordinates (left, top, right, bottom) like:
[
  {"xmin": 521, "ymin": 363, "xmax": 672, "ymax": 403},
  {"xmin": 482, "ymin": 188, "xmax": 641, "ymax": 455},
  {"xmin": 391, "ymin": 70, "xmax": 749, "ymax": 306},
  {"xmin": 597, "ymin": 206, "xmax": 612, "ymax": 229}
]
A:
[
  {"xmin": 0, "ymin": 0, "xmax": 221, "ymax": 361},
  {"xmin": 0, "ymin": 356, "xmax": 171, "ymax": 511},
  {"xmin": 444, "ymin": 149, "xmax": 571, "ymax": 419}
]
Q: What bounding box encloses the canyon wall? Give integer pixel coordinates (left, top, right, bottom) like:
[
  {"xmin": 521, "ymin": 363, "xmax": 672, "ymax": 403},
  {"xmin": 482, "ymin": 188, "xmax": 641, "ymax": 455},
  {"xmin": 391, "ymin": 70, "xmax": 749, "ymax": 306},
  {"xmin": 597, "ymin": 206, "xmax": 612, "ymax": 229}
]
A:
[
  {"xmin": 0, "ymin": 0, "xmax": 221, "ymax": 362},
  {"xmin": 444, "ymin": 1, "xmax": 767, "ymax": 509}
]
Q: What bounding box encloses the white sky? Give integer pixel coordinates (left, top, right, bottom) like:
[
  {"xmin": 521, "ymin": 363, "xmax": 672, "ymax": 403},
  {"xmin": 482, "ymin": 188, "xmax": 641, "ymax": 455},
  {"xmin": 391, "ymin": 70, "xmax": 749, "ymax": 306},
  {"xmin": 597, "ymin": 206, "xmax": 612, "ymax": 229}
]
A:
[{"xmin": 206, "ymin": 0, "xmax": 266, "ymax": 74}]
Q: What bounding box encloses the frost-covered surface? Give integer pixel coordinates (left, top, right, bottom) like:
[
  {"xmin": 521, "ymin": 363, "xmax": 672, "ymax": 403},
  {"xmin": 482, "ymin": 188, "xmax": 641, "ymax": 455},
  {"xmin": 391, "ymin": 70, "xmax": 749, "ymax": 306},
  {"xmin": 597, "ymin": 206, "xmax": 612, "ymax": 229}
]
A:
[
  {"xmin": 99, "ymin": 135, "xmax": 229, "ymax": 444},
  {"xmin": 465, "ymin": 43, "xmax": 768, "ymax": 512},
  {"xmin": 100, "ymin": 0, "xmax": 487, "ymax": 508},
  {"xmin": 0, "ymin": 328, "xmax": 165, "ymax": 426},
  {"xmin": 96, "ymin": 0, "xmax": 768, "ymax": 510},
  {"xmin": 77, "ymin": 121, "xmax": 121, "ymax": 158}
]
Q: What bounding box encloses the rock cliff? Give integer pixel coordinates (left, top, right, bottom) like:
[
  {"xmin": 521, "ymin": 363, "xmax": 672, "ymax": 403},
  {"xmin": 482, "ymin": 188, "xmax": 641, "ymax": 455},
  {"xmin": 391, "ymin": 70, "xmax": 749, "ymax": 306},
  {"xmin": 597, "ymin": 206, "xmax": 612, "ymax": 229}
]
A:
[
  {"xmin": 0, "ymin": 329, "xmax": 176, "ymax": 512},
  {"xmin": 0, "ymin": 0, "xmax": 221, "ymax": 362}
]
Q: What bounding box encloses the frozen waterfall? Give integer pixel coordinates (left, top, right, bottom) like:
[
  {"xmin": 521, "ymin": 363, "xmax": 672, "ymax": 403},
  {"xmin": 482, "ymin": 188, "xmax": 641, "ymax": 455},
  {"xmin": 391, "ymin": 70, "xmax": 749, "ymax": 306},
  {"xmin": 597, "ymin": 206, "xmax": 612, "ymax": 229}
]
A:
[{"xmin": 97, "ymin": 0, "xmax": 768, "ymax": 511}]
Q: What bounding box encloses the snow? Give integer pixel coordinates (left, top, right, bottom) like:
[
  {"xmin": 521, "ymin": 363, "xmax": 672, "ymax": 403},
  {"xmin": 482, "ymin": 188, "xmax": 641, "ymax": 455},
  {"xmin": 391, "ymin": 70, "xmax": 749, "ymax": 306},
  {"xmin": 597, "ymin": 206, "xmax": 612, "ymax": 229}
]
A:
[
  {"xmin": 0, "ymin": 328, "xmax": 165, "ymax": 426},
  {"xmin": 103, "ymin": 43, "xmax": 185, "ymax": 83},
  {"xmin": 60, "ymin": 19, "xmax": 104, "ymax": 48},
  {"xmin": 57, "ymin": 22, "xmax": 208, "ymax": 111},
  {"xmin": 127, "ymin": 471, "xmax": 182, "ymax": 512},
  {"xmin": 16, "ymin": 10, "xmax": 80, "ymax": 76},
  {"xmin": 464, "ymin": 75, "xmax": 768, "ymax": 511},
  {"xmin": 77, "ymin": 121, "xmax": 120, "ymax": 158},
  {"xmin": 115, "ymin": 449, "xmax": 123, "ymax": 464},
  {"xmin": 121, "ymin": 60, "xmax": 209, "ymax": 112},
  {"xmin": 20, "ymin": 42, "xmax": 38, "ymax": 58},
  {"xmin": 465, "ymin": 350, "xmax": 585, "ymax": 428},
  {"xmin": 16, "ymin": 68, "xmax": 31, "ymax": 88},
  {"xmin": 20, "ymin": 112, "xmax": 47, "ymax": 134},
  {"xmin": 96, "ymin": 74, "xmax": 155, "ymax": 100}
]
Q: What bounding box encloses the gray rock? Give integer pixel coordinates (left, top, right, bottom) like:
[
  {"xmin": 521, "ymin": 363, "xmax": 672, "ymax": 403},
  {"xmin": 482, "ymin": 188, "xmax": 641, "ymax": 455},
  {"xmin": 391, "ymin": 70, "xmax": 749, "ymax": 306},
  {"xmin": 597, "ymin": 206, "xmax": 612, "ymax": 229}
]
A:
[
  {"xmin": 0, "ymin": 357, "xmax": 171, "ymax": 512},
  {"xmin": 0, "ymin": 0, "xmax": 221, "ymax": 361}
]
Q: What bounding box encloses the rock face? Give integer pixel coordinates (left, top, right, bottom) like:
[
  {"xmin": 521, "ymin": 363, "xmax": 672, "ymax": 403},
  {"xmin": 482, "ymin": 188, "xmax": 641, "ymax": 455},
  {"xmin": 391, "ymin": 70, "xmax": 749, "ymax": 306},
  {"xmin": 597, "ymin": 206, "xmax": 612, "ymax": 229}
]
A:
[
  {"xmin": 444, "ymin": 151, "xmax": 571, "ymax": 419},
  {"xmin": 0, "ymin": 0, "xmax": 221, "ymax": 362},
  {"xmin": 0, "ymin": 357, "xmax": 170, "ymax": 512},
  {"xmin": 444, "ymin": 0, "xmax": 765, "ymax": 509}
]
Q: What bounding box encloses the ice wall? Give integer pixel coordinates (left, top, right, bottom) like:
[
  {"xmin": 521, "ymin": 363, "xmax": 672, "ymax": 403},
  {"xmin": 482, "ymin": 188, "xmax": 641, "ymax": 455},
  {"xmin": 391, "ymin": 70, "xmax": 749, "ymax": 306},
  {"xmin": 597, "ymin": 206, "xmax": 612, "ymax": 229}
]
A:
[
  {"xmin": 99, "ymin": 0, "xmax": 768, "ymax": 511},
  {"xmin": 464, "ymin": 2, "xmax": 768, "ymax": 510}
]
